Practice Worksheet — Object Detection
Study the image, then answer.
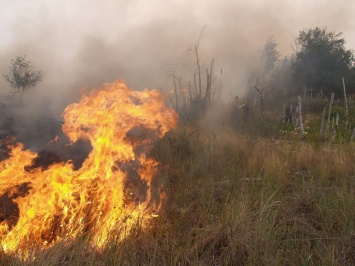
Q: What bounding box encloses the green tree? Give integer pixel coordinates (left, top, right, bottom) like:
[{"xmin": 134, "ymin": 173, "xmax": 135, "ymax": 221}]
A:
[
  {"xmin": 3, "ymin": 55, "xmax": 43, "ymax": 103},
  {"xmin": 262, "ymin": 37, "xmax": 280, "ymax": 74},
  {"xmin": 270, "ymin": 56, "xmax": 295, "ymax": 95},
  {"xmin": 292, "ymin": 27, "xmax": 354, "ymax": 96},
  {"xmin": 250, "ymin": 37, "xmax": 280, "ymax": 92}
]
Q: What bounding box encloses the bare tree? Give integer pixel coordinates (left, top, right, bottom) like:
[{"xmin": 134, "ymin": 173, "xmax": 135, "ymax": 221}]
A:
[
  {"xmin": 193, "ymin": 25, "xmax": 207, "ymax": 99},
  {"xmin": 3, "ymin": 55, "xmax": 43, "ymax": 103}
]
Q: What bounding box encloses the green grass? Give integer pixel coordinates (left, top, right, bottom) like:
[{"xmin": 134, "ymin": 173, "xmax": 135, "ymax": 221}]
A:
[{"xmin": 1, "ymin": 121, "xmax": 354, "ymax": 265}]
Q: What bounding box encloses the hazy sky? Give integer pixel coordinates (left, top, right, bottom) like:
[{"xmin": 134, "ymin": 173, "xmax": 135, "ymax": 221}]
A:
[{"xmin": 1, "ymin": 0, "xmax": 354, "ymax": 112}]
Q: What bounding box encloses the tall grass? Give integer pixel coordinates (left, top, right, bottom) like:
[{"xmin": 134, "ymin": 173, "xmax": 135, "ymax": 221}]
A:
[{"xmin": 1, "ymin": 123, "xmax": 354, "ymax": 265}]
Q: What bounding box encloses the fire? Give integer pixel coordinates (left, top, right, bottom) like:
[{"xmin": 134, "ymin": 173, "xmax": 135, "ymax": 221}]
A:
[{"xmin": 0, "ymin": 81, "xmax": 178, "ymax": 252}]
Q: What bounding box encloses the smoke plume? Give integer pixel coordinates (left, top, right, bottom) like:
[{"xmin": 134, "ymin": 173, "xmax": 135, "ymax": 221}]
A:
[{"xmin": 0, "ymin": 0, "xmax": 354, "ymax": 120}]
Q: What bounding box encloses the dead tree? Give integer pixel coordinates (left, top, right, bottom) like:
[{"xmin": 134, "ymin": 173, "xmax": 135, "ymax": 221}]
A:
[
  {"xmin": 193, "ymin": 26, "xmax": 207, "ymax": 99},
  {"xmin": 187, "ymin": 26, "xmax": 210, "ymax": 118},
  {"xmin": 193, "ymin": 72, "xmax": 198, "ymax": 97}
]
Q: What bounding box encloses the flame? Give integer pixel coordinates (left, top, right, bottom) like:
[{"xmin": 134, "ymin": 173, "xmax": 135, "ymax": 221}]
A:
[{"xmin": 0, "ymin": 81, "xmax": 178, "ymax": 252}]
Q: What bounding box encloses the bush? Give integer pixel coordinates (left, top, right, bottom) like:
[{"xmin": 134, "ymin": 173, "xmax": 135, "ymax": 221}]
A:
[{"xmin": 303, "ymin": 98, "xmax": 327, "ymax": 114}]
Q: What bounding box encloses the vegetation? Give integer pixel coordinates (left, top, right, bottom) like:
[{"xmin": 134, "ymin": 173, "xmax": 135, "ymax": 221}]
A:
[
  {"xmin": 166, "ymin": 27, "xmax": 354, "ymax": 122},
  {"xmin": 292, "ymin": 27, "xmax": 354, "ymax": 96},
  {"xmin": 3, "ymin": 55, "xmax": 43, "ymax": 103},
  {"xmin": 0, "ymin": 123, "xmax": 354, "ymax": 265},
  {"xmin": 260, "ymin": 37, "xmax": 280, "ymax": 77},
  {"xmin": 0, "ymin": 26, "xmax": 354, "ymax": 265}
]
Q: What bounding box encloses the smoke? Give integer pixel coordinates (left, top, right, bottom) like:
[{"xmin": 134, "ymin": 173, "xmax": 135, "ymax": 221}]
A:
[{"xmin": 0, "ymin": 0, "xmax": 354, "ymax": 121}]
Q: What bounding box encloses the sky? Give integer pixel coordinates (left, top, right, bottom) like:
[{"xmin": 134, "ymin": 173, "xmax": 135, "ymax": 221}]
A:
[{"xmin": 0, "ymin": 0, "xmax": 354, "ymax": 114}]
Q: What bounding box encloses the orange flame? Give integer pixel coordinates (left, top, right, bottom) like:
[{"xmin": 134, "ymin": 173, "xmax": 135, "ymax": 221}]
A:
[{"xmin": 0, "ymin": 81, "xmax": 178, "ymax": 252}]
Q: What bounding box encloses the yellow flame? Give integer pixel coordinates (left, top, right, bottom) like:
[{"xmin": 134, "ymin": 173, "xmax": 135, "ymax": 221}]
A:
[{"xmin": 0, "ymin": 81, "xmax": 178, "ymax": 252}]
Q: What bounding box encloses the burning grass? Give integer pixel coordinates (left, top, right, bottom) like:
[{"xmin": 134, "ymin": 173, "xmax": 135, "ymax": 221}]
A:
[
  {"xmin": 0, "ymin": 81, "xmax": 178, "ymax": 255},
  {"xmin": 0, "ymin": 106, "xmax": 355, "ymax": 264}
]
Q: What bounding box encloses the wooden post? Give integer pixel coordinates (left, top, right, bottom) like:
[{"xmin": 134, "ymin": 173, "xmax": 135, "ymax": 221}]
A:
[
  {"xmin": 331, "ymin": 113, "xmax": 339, "ymax": 143},
  {"xmin": 298, "ymin": 96, "xmax": 304, "ymax": 136},
  {"xmin": 319, "ymin": 107, "xmax": 326, "ymax": 140},
  {"xmin": 342, "ymin": 77, "xmax": 348, "ymax": 129},
  {"xmin": 325, "ymin": 93, "xmax": 334, "ymax": 140}
]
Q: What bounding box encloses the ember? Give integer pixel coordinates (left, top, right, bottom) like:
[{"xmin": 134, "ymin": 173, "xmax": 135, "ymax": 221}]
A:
[{"xmin": 0, "ymin": 81, "xmax": 178, "ymax": 252}]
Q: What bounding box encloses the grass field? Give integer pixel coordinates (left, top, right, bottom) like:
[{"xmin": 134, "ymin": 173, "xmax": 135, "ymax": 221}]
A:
[{"xmin": 1, "ymin": 120, "xmax": 354, "ymax": 265}]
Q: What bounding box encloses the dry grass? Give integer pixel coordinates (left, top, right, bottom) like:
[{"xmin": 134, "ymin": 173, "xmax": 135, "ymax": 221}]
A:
[{"xmin": 1, "ymin": 122, "xmax": 354, "ymax": 265}]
